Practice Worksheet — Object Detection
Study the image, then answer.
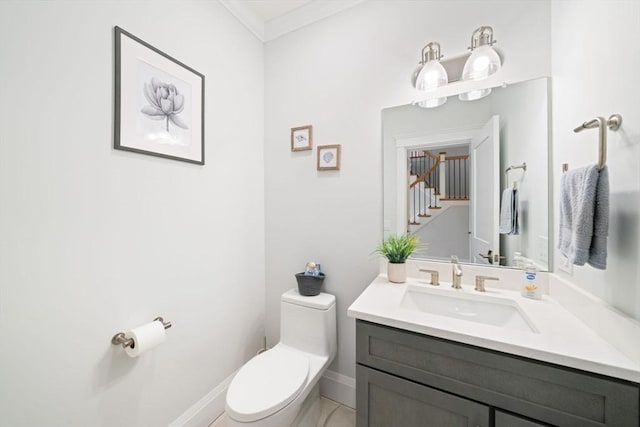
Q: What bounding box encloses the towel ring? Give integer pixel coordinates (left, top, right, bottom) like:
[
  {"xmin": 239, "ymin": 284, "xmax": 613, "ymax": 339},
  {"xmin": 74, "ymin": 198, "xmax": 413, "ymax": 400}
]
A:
[{"xmin": 505, "ymin": 163, "xmax": 526, "ymax": 189}]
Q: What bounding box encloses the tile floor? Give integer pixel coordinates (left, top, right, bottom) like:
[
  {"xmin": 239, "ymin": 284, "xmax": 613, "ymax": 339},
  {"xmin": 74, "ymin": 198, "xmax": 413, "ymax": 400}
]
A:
[{"xmin": 209, "ymin": 397, "xmax": 355, "ymax": 427}]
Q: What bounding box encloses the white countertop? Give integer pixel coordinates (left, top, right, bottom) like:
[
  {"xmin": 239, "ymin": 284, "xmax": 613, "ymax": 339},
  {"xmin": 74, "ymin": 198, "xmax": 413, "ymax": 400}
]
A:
[{"xmin": 348, "ymin": 274, "xmax": 640, "ymax": 383}]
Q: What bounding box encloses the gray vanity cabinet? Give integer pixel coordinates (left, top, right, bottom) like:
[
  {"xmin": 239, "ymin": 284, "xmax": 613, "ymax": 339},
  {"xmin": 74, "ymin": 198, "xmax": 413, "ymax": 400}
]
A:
[
  {"xmin": 495, "ymin": 412, "xmax": 546, "ymax": 427},
  {"xmin": 356, "ymin": 320, "xmax": 640, "ymax": 427},
  {"xmin": 357, "ymin": 365, "xmax": 490, "ymax": 426}
]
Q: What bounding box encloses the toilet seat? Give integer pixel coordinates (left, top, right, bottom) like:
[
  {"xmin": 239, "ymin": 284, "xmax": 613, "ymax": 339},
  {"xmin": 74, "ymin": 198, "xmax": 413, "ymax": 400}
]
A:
[{"xmin": 226, "ymin": 347, "xmax": 309, "ymax": 422}]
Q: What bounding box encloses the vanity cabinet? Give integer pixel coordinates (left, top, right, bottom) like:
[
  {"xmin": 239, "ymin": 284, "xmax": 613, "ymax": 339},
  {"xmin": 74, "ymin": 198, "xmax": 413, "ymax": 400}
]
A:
[{"xmin": 356, "ymin": 320, "xmax": 639, "ymax": 427}]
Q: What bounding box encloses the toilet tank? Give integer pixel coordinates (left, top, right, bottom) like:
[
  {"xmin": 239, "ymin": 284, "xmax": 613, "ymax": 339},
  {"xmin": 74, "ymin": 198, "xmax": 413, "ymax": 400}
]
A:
[{"xmin": 280, "ymin": 289, "xmax": 336, "ymax": 359}]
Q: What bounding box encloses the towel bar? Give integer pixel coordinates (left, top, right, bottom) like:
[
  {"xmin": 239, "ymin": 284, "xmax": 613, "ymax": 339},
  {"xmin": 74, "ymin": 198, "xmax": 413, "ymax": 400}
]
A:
[
  {"xmin": 573, "ymin": 114, "xmax": 622, "ymax": 170},
  {"xmin": 505, "ymin": 163, "xmax": 526, "ymax": 188}
]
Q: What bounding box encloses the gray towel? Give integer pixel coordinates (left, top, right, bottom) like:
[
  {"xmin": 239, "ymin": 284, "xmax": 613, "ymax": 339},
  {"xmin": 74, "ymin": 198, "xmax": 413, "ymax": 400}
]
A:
[
  {"xmin": 558, "ymin": 165, "xmax": 609, "ymax": 269},
  {"xmin": 589, "ymin": 166, "xmax": 609, "ymax": 268},
  {"xmin": 499, "ymin": 188, "xmax": 519, "ymax": 235}
]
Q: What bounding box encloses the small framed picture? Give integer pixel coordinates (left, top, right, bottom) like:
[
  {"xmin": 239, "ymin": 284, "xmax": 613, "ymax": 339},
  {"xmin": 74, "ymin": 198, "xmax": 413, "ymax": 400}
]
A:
[
  {"xmin": 291, "ymin": 125, "xmax": 313, "ymax": 151},
  {"xmin": 317, "ymin": 144, "xmax": 341, "ymax": 171}
]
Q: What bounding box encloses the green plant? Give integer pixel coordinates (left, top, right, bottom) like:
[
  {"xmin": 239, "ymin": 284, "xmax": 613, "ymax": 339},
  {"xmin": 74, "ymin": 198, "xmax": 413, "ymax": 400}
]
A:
[{"xmin": 374, "ymin": 234, "xmax": 423, "ymax": 263}]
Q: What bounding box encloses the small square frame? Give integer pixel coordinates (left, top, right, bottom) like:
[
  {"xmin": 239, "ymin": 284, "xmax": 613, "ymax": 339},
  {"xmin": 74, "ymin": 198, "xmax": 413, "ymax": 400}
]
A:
[
  {"xmin": 317, "ymin": 144, "xmax": 341, "ymax": 171},
  {"xmin": 291, "ymin": 125, "xmax": 313, "ymax": 151}
]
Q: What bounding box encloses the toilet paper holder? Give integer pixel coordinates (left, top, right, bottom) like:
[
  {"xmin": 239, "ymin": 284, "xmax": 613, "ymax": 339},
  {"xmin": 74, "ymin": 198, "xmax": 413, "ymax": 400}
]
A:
[{"xmin": 111, "ymin": 317, "xmax": 172, "ymax": 349}]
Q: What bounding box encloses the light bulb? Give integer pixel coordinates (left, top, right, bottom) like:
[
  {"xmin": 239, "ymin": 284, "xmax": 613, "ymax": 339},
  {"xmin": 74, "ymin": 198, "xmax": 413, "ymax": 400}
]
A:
[
  {"xmin": 416, "ymin": 97, "xmax": 447, "ymax": 108},
  {"xmin": 458, "ymin": 88, "xmax": 492, "ymax": 101},
  {"xmin": 462, "ymin": 45, "xmax": 501, "ymax": 81},
  {"xmin": 416, "ymin": 60, "xmax": 448, "ymax": 92}
]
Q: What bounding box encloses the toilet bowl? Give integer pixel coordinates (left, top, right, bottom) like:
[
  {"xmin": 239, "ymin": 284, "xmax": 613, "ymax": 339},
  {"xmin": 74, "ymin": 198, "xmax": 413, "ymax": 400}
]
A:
[{"xmin": 225, "ymin": 289, "xmax": 336, "ymax": 427}]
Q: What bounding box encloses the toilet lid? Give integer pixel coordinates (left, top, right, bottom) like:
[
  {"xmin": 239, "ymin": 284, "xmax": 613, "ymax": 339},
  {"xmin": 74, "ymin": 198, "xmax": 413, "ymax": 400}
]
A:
[{"xmin": 226, "ymin": 348, "xmax": 309, "ymax": 422}]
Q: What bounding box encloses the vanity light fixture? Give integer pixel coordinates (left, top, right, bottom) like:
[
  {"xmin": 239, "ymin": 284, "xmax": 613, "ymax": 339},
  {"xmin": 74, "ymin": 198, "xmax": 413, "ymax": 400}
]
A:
[
  {"xmin": 461, "ymin": 26, "xmax": 502, "ymax": 82},
  {"xmin": 414, "ymin": 42, "xmax": 448, "ymax": 108},
  {"xmin": 458, "ymin": 88, "xmax": 492, "ymax": 101},
  {"xmin": 412, "ymin": 27, "xmax": 502, "ymax": 107}
]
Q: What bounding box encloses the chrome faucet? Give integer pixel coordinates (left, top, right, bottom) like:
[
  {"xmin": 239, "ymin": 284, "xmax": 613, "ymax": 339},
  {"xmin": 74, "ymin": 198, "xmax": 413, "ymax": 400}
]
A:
[
  {"xmin": 475, "ymin": 275, "xmax": 499, "ymax": 292},
  {"xmin": 451, "ymin": 256, "xmax": 463, "ymax": 289},
  {"xmin": 419, "ymin": 269, "xmax": 440, "ymax": 286}
]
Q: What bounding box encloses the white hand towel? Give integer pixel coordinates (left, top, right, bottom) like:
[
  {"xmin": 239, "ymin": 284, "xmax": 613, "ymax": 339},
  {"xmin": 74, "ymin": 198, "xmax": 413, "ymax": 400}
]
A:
[
  {"xmin": 499, "ymin": 188, "xmax": 513, "ymax": 234},
  {"xmin": 499, "ymin": 188, "xmax": 519, "ymax": 235}
]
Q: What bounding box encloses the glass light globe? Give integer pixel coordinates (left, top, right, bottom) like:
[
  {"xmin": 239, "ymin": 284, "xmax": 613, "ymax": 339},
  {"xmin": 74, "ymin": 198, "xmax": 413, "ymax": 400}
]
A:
[
  {"xmin": 462, "ymin": 45, "xmax": 501, "ymax": 81},
  {"xmin": 416, "ymin": 97, "xmax": 447, "ymax": 108},
  {"xmin": 416, "ymin": 60, "xmax": 448, "ymax": 92},
  {"xmin": 458, "ymin": 88, "xmax": 492, "ymax": 101}
]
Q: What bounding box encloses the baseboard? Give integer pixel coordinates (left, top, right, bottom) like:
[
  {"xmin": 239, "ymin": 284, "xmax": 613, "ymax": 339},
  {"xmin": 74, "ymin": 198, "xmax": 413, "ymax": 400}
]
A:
[
  {"xmin": 168, "ymin": 371, "xmax": 237, "ymax": 427},
  {"xmin": 319, "ymin": 370, "xmax": 356, "ymax": 409},
  {"xmin": 169, "ymin": 368, "xmax": 356, "ymax": 426}
]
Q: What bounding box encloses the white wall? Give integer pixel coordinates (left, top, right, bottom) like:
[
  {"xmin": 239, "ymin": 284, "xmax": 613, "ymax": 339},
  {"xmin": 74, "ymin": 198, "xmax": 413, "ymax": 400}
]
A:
[
  {"xmin": 0, "ymin": 1, "xmax": 264, "ymax": 426},
  {"xmin": 551, "ymin": 0, "xmax": 640, "ymax": 319},
  {"xmin": 415, "ymin": 206, "xmax": 470, "ymax": 262},
  {"xmin": 493, "ymin": 78, "xmax": 550, "ymax": 268},
  {"xmin": 265, "ymin": 0, "xmax": 550, "ymax": 383}
]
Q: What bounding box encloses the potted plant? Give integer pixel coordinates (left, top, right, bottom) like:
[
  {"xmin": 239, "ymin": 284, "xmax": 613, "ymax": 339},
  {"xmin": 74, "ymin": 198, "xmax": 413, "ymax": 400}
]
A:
[{"xmin": 374, "ymin": 234, "xmax": 422, "ymax": 283}]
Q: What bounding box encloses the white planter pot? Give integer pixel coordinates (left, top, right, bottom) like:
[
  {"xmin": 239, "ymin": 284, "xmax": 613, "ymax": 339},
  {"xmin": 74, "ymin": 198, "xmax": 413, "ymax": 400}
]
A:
[{"xmin": 387, "ymin": 262, "xmax": 406, "ymax": 283}]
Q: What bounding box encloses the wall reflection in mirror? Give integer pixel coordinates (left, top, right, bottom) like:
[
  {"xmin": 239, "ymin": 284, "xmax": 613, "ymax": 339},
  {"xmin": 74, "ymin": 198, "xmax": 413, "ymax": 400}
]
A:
[{"xmin": 383, "ymin": 77, "xmax": 549, "ymax": 270}]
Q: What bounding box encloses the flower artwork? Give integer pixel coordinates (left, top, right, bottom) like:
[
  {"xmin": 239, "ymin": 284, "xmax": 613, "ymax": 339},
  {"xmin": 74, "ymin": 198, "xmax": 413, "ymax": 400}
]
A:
[
  {"xmin": 141, "ymin": 77, "xmax": 188, "ymax": 133},
  {"xmin": 114, "ymin": 26, "xmax": 204, "ymax": 164},
  {"xmin": 322, "ymin": 151, "xmax": 334, "ymax": 164},
  {"xmin": 317, "ymin": 144, "xmax": 341, "ymax": 171}
]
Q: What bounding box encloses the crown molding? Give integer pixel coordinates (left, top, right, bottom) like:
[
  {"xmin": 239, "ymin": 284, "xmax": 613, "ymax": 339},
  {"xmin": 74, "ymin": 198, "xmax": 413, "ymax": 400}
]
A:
[
  {"xmin": 219, "ymin": 0, "xmax": 266, "ymax": 41},
  {"xmin": 220, "ymin": 0, "xmax": 366, "ymax": 43}
]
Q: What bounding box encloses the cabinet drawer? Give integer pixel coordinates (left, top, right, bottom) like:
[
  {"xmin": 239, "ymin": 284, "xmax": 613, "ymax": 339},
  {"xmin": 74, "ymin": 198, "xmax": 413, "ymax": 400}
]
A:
[
  {"xmin": 357, "ymin": 365, "xmax": 490, "ymax": 427},
  {"xmin": 356, "ymin": 320, "xmax": 639, "ymax": 427}
]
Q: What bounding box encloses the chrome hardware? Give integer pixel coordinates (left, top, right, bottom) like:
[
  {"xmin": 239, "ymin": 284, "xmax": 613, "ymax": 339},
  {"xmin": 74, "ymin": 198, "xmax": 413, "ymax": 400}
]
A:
[
  {"xmin": 451, "ymin": 256, "xmax": 463, "ymax": 289},
  {"xmin": 478, "ymin": 250, "xmax": 504, "ymax": 265},
  {"xmin": 111, "ymin": 332, "xmax": 134, "ymax": 349},
  {"xmin": 154, "ymin": 316, "xmax": 172, "ymax": 330},
  {"xmin": 505, "ymin": 163, "xmax": 526, "ymax": 189},
  {"xmin": 573, "ymin": 113, "xmax": 622, "ymax": 170},
  {"xmin": 419, "ymin": 269, "xmax": 440, "ymax": 286},
  {"xmin": 111, "ymin": 316, "xmax": 172, "ymax": 349},
  {"xmin": 475, "ymin": 275, "xmax": 499, "ymax": 292}
]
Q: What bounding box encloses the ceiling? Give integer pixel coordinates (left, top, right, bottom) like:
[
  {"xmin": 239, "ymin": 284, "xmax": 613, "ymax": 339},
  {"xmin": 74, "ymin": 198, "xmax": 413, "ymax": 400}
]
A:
[{"xmin": 220, "ymin": 0, "xmax": 365, "ymax": 42}]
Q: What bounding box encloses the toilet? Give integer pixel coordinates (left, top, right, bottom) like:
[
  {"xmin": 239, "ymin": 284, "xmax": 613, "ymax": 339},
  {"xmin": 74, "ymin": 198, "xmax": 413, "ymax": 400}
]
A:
[{"xmin": 225, "ymin": 289, "xmax": 337, "ymax": 427}]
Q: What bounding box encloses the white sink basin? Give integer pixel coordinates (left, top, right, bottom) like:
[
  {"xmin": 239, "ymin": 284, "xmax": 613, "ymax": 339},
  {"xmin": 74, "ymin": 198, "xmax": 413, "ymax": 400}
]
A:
[{"xmin": 401, "ymin": 284, "xmax": 538, "ymax": 333}]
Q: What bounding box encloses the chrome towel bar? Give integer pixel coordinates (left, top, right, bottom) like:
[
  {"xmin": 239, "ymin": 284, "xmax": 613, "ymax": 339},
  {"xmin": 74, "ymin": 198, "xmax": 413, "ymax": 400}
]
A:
[
  {"xmin": 573, "ymin": 114, "xmax": 622, "ymax": 170},
  {"xmin": 505, "ymin": 162, "xmax": 526, "ymax": 188}
]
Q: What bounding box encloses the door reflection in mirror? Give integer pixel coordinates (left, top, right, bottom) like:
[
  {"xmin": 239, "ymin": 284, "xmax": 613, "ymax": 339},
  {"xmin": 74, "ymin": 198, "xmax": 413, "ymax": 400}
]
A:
[{"xmin": 383, "ymin": 78, "xmax": 549, "ymax": 270}]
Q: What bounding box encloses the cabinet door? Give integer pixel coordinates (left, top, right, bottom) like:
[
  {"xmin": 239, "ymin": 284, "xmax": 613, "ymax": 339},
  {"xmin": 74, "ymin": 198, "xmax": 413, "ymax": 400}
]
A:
[
  {"xmin": 357, "ymin": 320, "xmax": 639, "ymax": 426},
  {"xmin": 495, "ymin": 411, "xmax": 548, "ymax": 427},
  {"xmin": 357, "ymin": 365, "xmax": 490, "ymax": 427}
]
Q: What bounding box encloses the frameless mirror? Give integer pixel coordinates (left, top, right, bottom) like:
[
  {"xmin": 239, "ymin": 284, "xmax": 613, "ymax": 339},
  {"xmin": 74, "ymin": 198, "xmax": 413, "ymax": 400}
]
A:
[{"xmin": 383, "ymin": 77, "xmax": 550, "ymax": 270}]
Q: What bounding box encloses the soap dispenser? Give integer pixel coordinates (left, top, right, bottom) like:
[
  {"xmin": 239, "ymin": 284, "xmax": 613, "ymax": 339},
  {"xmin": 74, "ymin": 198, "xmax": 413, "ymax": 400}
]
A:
[{"xmin": 521, "ymin": 262, "xmax": 541, "ymax": 300}]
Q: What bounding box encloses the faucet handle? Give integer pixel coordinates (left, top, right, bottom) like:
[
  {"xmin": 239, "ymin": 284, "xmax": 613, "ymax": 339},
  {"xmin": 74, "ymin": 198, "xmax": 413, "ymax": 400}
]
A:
[
  {"xmin": 419, "ymin": 269, "xmax": 440, "ymax": 286},
  {"xmin": 474, "ymin": 275, "xmax": 499, "ymax": 292},
  {"xmin": 451, "ymin": 255, "xmax": 459, "ymax": 263}
]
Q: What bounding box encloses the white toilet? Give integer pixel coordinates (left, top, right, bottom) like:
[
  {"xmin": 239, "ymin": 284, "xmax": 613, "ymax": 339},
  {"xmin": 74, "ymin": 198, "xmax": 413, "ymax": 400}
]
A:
[{"xmin": 225, "ymin": 289, "xmax": 337, "ymax": 427}]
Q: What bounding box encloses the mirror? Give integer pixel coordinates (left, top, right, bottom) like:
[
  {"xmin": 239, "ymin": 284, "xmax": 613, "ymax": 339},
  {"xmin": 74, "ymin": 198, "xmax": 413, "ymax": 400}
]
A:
[{"xmin": 383, "ymin": 77, "xmax": 549, "ymax": 270}]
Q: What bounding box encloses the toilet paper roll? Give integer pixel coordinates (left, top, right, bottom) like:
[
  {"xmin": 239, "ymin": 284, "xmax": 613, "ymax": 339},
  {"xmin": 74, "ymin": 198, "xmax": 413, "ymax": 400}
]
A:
[{"xmin": 124, "ymin": 320, "xmax": 166, "ymax": 358}]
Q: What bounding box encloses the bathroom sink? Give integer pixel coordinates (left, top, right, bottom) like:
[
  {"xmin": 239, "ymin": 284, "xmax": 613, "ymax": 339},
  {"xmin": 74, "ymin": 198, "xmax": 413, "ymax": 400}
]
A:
[{"xmin": 401, "ymin": 285, "xmax": 538, "ymax": 333}]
